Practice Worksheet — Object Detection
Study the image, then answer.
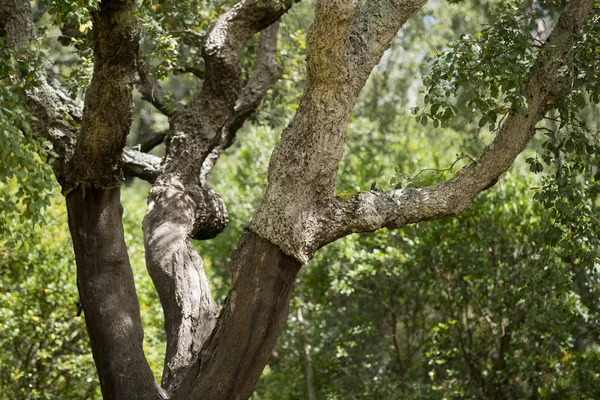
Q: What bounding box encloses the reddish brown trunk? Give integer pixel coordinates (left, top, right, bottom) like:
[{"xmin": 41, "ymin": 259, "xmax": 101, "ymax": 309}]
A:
[
  {"xmin": 173, "ymin": 232, "xmax": 301, "ymax": 400},
  {"xmin": 66, "ymin": 186, "xmax": 163, "ymax": 400}
]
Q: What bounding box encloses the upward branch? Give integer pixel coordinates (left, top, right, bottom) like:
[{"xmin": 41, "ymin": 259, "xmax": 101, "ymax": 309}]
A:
[
  {"xmin": 348, "ymin": 0, "xmax": 428, "ymax": 90},
  {"xmin": 250, "ymin": 0, "xmax": 430, "ymax": 262},
  {"xmin": 70, "ymin": 0, "xmax": 140, "ymax": 189},
  {"xmin": 142, "ymin": 1, "xmax": 294, "ymax": 395},
  {"xmin": 2, "ymin": 0, "xmax": 165, "ymax": 398},
  {"xmin": 201, "ymin": 21, "xmax": 282, "ymax": 183},
  {"xmin": 137, "ymin": 63, "xmax": 175, "ymax": 117},
  {"xmin": 323, "ymin": 0, "xmax": 596, "ymax": 245}
]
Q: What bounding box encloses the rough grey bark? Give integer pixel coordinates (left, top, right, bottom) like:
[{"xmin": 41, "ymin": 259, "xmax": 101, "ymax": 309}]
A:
[
  {"xmin": 25, "ymin": 78, "xmax": 81, "ymax": 186},
  {"xmin": 122, "ymin": 147, "xmax": 162, "ymax": 183},
  {"xmin": 5, "ymin": 0, "xmax": 293, "ymax": 395},
  {"xmin": 320, "ymin": 0, "xmax": 596, "ymax": 246},
  {"xmin": 70, "ymin": 0, "xmax": 140, "ymax": 189},
  {"xmin": 142, "ymin": 2, "xmax": 290, "ymax": 394},
  {"xmin": 0, "ymin": 0, "xmax": 35, "ymax": 46},
  {"xmin": 251, "ymin": 0, "xmax": 595, "ymax": 263},
  {"xmin": 250, "ymin": 0, "xmax": 429, "ymax": 262},
  {"xmin": 201, "ymin": 22, "xmax": 281, "ymax": 183},
  {"xmin": 1, "ymin": 0, "xmax": 81, "ymax": 187}
]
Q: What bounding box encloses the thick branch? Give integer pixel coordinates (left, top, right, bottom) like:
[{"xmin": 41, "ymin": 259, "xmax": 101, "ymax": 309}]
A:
[
  {"xmin": 250, "ymin": 0, "xmax": 593, "ymax": 263},
  {"xmin": 163, "ymin": 0, "xmax": 293, "ymax": 180},
  {"xmin": 144, "ymin": 3, "xmax": 293, "ymax": 393},
  {"xmin": 70, "ymin": 0, "xmax": 140, "ymax": 188},
  {"xmin": 1, "ymin": 1, "xmax": 80, "ymax": 187},
  {"xmin": 172, "ymin": 232, "xmax": 301, "ymax": 400},
  {"xmin": 67, "ymin": 187, "xmax": 165, "ymax": 400},
  {"xmin": 200, "ymin": 21, "xmax": 281, "ymax": 182},
  {"xmin": 0, "ymin": 0, "xmax": 34, "ymax": 45},
  {"xmin": 143, "ymin": 176, "xmax": 226, "ymax": 394},
  {"xmin": 25, "ymin": 79, "xmax": 81, "ymax": 187},
  {"xmin": 250, "ymin": 0, "xmax": 361, "ymax": 262},
  {"xmin": 348, "ymin": 0, "xmax": 428, "ymax": 90},
  {"xmin": 55, "ymin": 1, "xmax": 162, "ymax": 398},
  {"xmin": 323, "ymin": 0, "xmax": 596, "ymax": 245},
  {"xmin": 122, "ymin": 147, "xmax": 162, "ymax": 182},
  {"xmin": 229, "ymin": 21, "xmax": 281, "ymax": 137}
]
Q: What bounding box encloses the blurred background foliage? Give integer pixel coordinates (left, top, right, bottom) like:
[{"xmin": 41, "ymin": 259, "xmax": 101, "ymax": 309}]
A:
[{"xmin": 2, "ymin": 0, "xmax": 600, "ymax": 398}]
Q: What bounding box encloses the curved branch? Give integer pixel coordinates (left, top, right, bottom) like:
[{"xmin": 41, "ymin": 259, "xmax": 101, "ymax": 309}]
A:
[
  {"xmin": 200, "ymin": 21, "xmax": 281, "ymax": 182},
  {"xmin": 143, "ymin": 176, "xmax": 226, "ymax": 393},
  {"xmin": 162, "ymin": 0, "xmax": 294, "ymax": 180},
  {"xmin": 143, "ymin": 1, "xmax": 294, "ymax": 395},
  {"xmin": 139, "ymin": 129, "xmax": 168, "ymax": 153},
  {"xmin": 1, "ymin": 1, "xmax": 81, "ymax": 188},
  {"xmin": 322, "ymin": 0, "xmax": 596, "ymax": 246},
  {"xmin": 25, "ymin": 79, "xmax": 81, "ymax": 187},
  {"xmin": 70, "ymin": 0, "xmax": 141, "ymax": 189},
  {"xmin": 4, "ymin": 0, "xmax": 165, "ymax": 399},
  {"xmin": 348, "ymin": 0, "xmax": 428, "ymax": 90},
  {"xmin": 250, "ymin": 0, "xmax": 594, "ymax": 264},
  {"xmin": 250, "ymin": 0, "xmax": 363, "ymax": 261},
  {"xmin": 230, "ymin": 21, "xmax": 281, "ymax": 136},
  {"xmin": 122, "ymin": 147, "xmax": 162, "ymax": 182}
]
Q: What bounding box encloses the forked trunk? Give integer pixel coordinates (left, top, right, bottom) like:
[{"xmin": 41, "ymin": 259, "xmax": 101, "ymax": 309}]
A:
[{"xmin": 172, "ymin": 232, "xmax": 301, "ymax": 400}]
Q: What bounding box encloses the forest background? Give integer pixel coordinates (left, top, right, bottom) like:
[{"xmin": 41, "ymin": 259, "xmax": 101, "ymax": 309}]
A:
[{"xmin": 2, "ymin": 0, "xmax": 600, "ymax": 398}]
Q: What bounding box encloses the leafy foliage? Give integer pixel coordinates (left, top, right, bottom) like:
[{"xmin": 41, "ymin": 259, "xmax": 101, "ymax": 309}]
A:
[
  {"xmin": 418, "ymin": 1, "xmax": 542, "ymax": 131},
  {"xmin": 0, "ymin": 184, "xmax": 165, "ymax": 398},
  {"xmin": 0, "ymin": 39, "xmax": 55, "ymax": 247},
  {"xmin": 0, "ymin": 192, "xmax": 98, "ymax": 399}
]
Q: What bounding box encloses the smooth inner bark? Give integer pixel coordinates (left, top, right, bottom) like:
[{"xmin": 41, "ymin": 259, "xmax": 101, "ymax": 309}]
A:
[{"xmin": 66, "ymin": 186, "xmax": 164, "ymax": 400}]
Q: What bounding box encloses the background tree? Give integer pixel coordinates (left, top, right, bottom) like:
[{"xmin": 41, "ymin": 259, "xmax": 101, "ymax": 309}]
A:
[{"xmin": 1, "ymin": 0, "xmax": 599, "ymax": 399}]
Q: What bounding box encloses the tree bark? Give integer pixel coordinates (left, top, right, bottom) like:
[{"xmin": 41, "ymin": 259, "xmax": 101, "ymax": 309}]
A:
[
  {"xmin": 253, "ymin": 0, "xmax": 596, "ymax": 263},
  {"xmin": 172, "ymin": 233, "xmax": 301, "ymax": 400},
  {"xmin": 250, "ymin": 0, "xmax": 429, "ymax": 262},
  {"xmin": 66, "ymin": 186, "xmax": 165, "ymax": 400},
  {"xmin": 70, "ymin": 0, "xmax": 140, "ymax": 190},
  {"xmin": 141, "ymin": 2, "xmax": 291, "ymax": 394},
  {"xmin": 322, "ymin": 0, "xmax": 595, "ymax": 245},
  {"xmin": 0, "ymin": 0, "xmax": 35, "ymax": 46},
  {"xmin": 60, "ymin": 0, "xmax": 164, "ymax": 397}
]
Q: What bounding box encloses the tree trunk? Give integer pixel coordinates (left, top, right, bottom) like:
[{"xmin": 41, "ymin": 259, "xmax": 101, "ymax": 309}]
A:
[
  {"xmin": 172, "ymin": 232, "xmax": 301, "ymax": 400},
  {"xmin": 66, "ymin": 186, "xmax": 164, "ymax": 400},
  {"xmin": 304, "ymin": 343, "xmax": 317, "ymax": 400}
]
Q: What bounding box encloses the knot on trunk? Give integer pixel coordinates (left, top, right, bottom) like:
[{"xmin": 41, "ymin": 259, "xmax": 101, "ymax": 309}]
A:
[{"xmin": 191, "ymin": 187, "xmax": 228, "ymax": 240}]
